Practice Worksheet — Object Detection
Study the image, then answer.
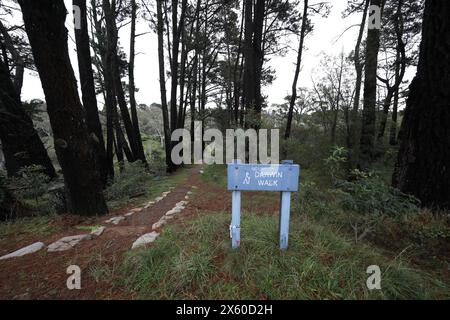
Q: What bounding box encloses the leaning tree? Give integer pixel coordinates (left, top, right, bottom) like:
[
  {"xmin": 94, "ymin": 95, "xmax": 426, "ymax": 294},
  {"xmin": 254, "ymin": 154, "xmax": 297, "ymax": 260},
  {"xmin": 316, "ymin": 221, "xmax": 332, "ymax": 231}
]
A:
[
  {"xmin": 393, "ymin": 0, "xmax": 450, "ymax": 210},
  {"xmin": 18, "ymin": 0, "xmax": 108, "ymax": 216}
]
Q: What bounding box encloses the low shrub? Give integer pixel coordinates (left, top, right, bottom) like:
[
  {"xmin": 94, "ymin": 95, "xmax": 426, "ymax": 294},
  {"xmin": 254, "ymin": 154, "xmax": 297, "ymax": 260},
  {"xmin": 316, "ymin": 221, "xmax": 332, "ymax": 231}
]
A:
[
  {"xmin": 105, "ymin": 161, "xmax": 151, "ymax": 201},
  {"xmin": 334, "ymin": 169, "xmax": 420, "ymax": 219},
  {"xmin": 8, "ymin": 165, "xmax": 51, "ymax": 205}
]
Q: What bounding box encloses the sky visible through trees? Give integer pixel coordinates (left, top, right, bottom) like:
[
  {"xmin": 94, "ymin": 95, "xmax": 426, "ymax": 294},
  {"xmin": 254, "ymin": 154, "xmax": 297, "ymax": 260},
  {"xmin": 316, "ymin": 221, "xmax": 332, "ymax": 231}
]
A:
[{"xmin": 15, "ymin": 0, "xmax": 416, "ymax": 107}]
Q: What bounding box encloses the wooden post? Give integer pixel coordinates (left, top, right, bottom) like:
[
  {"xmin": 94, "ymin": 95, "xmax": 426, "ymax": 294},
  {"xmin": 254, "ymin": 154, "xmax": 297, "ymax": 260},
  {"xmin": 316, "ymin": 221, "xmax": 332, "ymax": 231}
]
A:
[
  {"xmin": 279, "ymin": 160, "xmax": 293, "ymax": 250},
  {"xmin": 231, "ymin": 160, "xmax": 241, "ymax": 249},
  {"xmin": 231, "ymin": 190, "xmax": 241, "ymax": 249}
]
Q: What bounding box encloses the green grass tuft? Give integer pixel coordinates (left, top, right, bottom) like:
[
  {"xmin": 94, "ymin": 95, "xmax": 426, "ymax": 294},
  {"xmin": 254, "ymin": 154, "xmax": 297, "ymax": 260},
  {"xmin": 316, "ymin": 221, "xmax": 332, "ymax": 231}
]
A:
[{"xmin": 122, "ymin": 213, "xmax": 449, "ymax": 300}]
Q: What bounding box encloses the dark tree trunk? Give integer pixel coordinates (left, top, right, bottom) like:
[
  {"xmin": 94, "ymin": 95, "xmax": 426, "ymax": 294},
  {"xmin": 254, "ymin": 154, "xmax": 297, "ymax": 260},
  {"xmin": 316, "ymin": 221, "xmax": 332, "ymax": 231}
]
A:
[
  {"xmin": 0, "ymin": 21, "xmax": 25, "ymax": 97},
  {"xmin": 103, "ymin": 0, "xmax": 138, "ymax": 162},
  {"xmin": 129, "ymin": 0, "xmax": 148, "ymax": 166},
  {"xmin": 285, "ymin": 0, "xmax": 308, "ymax": 140},
  {"xmin": 18, "ymin": 0, "xmax": 108, "ymax": 216},
  {"xmin": 389, "ymin": 82, "xmax": 400, "ymax": 145},
  {"xmin": 170, "ymin": 0, "xmax": 180, "ymax": 134},
  {"xmin": 233, "ymin": 2, "xmax": 245, "ymax": 126},
  {"xmin": 0, "ymin": 56, "xmax": 56, "ymax": 179},
  {"xmin": 73, "ymin": 0, "xmax": 108, "ymax": 186},
  {"xmin": 393, "ymin": 0, "xmax": 450, "ymax": 210},
  {"xmin": 92, "ymin": 0, "xmax": 116, "ymax": 179},
  {"xmin": 156, "ymin": 0, "xmax": 173, "ymax": 172},
  {"xmin": 377, "ymin": 0, "xmax": 406, "ymax": 141},
  {"xmin": 243, "ymin": 0, "xmax": 254, "ymax": 128},
  {"xmin": 348, "ymin": 0, "xmax": 370, "ymax": 166},
  {"xmin": 359, "ymin": 0, "xmax": 383, "ymax": 169},
  {"xmin": 252, "ymin": 0, "xmax": 265, "ymax": 127},
  {"xmin": 243, "ymin": 0, "xmax": 265, "ymax": 129}
]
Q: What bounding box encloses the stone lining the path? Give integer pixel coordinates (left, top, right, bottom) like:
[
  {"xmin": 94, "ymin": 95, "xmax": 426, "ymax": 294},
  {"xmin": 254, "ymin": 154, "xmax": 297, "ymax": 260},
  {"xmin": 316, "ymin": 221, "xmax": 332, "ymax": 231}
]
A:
[
  {"xmin": 104, "ymin": 216, "xmax": 125, "ymax": 225},
  {"xmin": 47, "ymin": 234, "xmax": 94, "ymax": 252},
  {"xmin": 0, "ymin": 242, "xmax": 46, "ymax": 260},
  {"xmin": 1, "ymin": 187, "xmax": 191, "ymax": 258},
  {"xmin": 132, "ymin": 188, "xmax": 194, "ymax": 249},
  {"xmin": 131, "ymin": 232, "xmax": 160, "ymax": 249}
]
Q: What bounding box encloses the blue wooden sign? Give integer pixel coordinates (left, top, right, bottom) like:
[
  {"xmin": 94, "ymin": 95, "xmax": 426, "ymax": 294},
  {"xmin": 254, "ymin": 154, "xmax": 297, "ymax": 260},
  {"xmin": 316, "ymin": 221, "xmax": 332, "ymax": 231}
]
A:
[
  {"xmin": 228, "ymin": 163, "xmax": 300, "ymax": 192},
  {"xmin": 227, "ymin": 160, "xmax": 300, "ymax": 251}
]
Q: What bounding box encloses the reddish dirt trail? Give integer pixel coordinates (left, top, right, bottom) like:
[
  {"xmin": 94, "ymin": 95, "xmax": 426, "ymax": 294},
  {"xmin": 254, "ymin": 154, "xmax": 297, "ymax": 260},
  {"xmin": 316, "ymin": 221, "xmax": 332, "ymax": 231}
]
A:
[
  {"xmin": 0, "ymin": 166, "xmax": 281, "ymax": 299},
  {"xmin": 0, "ymin": 167, "xmax": 201, "ymax": 299}
]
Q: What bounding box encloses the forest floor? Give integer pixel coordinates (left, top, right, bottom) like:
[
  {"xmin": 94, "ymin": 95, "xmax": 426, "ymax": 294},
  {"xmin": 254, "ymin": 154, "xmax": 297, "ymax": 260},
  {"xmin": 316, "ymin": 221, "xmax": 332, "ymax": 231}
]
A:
[
  {"xmin": 0, "ymin": 165, "xmax": 448, "ymax": 299},
  {"xmin": 0, "ymin": 166, "xmax": 280, "ymax": 299}
]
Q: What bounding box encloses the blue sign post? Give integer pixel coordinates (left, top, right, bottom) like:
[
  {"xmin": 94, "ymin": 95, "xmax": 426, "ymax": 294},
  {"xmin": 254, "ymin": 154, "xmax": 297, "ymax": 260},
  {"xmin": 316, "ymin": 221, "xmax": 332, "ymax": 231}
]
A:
[{"xmin": 227, "ymin": 160, "xmax": 300, "ymax": 250}]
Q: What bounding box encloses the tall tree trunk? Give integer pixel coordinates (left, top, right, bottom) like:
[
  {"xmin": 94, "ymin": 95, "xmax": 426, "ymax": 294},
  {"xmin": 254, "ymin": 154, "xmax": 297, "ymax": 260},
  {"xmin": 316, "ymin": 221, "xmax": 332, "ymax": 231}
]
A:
[
  {"xmin": 389, "ymin": 76, "xmax": 400, "ymax": 145},
  {"xmin": 285, "ymin": 0, "xmax": 308, "ymax": 140},
  {"xmin": 252, "ymin": 0, "xmax": 265, "ymax": 129},
  {"xmin": 393, "ymin": 0, "xmax": 450, "ymax": 210},
  {"xmin": 349, "ymin": 0, "xmax": 369, "ymax": 165},
  {"xmin": 73, "ymin": 0, "xmax": 108, "ymax": 185},
  {"xmin": 93, "ymin": 0, "xmax": 116, "ymax": 178},
  {"xmin": 103, "ymin": 0, "xmax": 138, "ymax": 161},
  {"xmin": 233, "ymin": 2, "xmax": 245, "ymax": 126},
  {"xmin": 243, "ymin": 0, "xmax": 254, "ymax": 128},
  {"xmin": 128, "ymin": 0, "xmax": 148, "ymax": 166},
  {"xmin": 18, "ymin": 0, "xmax": 108, "ymax": 216},
  {"xmin": 170, "ymin": 0, "xmax": 180, "ymax": 133},
  {"xmin": 0, "ymin": 56, "xmax": 56, "ymax": 179},
  {"xmin": 377, "ymin": 0, "xmax": 406, "ymax": 141},
  {"xmin": 359, "ymin": 0, "xmax": 383, "ymax": 169},
  {"xmin": 156, "ymin": 0, "xmax": 173, "ymax": 172}
]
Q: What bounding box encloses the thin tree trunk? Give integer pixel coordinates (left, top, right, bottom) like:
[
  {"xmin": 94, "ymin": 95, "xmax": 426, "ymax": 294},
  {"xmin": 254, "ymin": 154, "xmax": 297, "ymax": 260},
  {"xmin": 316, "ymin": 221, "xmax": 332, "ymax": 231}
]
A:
[
  {"xmin": 377, "ymin": 0, "xmax": 406, "ymax": 141},
  {"xmin": 103, "ymin": 0, "xmax": 138, "ymax": 161},
  {"xmin": 73, "ymin": 0, "xmax": 108, "ymax": 185},
  {"xmin": 389, "ymin": 77, "xmax": 400, "ymax": 145},
  {"xmin": 349, "ymin": 0, "xmax": 369, "ymax": 165},
  {"xmin": 156, "ymin": 0, "xmax": 173, "ymax": 172},
  {"xmin": 18, "ymin": 0, "xmax": 108, "ymax": 216},
  {"xmin": 93, "ymin": 0, "xmax": 116, "ymax": 179},
  {"xmin": 129, "ymin": 0, "xmax": 148, "ymax": 166},
  {"xmin": 285, "ymin": 0, "xmax": 308, "ymax": 140}
]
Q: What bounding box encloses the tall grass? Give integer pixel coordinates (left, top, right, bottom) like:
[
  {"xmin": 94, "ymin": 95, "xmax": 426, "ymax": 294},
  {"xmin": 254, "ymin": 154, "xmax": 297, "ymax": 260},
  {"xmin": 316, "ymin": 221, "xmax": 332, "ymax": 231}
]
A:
[{"xmin": 122, "ymin": 213, "xmax": 449, "ymax": 300}]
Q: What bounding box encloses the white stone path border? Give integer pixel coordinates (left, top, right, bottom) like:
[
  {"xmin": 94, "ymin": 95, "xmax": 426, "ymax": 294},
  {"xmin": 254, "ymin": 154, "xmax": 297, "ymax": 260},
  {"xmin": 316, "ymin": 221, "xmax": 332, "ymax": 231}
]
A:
[
  {"xmin": 0, "ymin": 188, "xmax": 180, "ymax": 260},
  {"xmin": 131, "ymin": 186, "xmax": 197, "ymax": 250}
]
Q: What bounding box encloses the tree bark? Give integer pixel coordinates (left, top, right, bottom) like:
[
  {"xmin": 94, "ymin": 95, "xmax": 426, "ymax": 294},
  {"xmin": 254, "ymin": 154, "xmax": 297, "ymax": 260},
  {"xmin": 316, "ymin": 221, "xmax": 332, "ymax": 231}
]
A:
[
  {"xmin": 18, "ymin": 0, "xmax": 108, "ymax": 216},
  {"xmin": 393, "ymin": 0, "xmax": 450, "ymax": 210},
  {"xmin": 359, "ymin": 0, "xmax": 383, "ymax": 169},
  {"xmin": 128, "ymin": 0, "xmax": 148, "ymax": 166},
  {"xmin": 156, "ymin": 0, "xmax": 173, "ymax": 172},
  {"xmin": 103, "ymin": 0, "xmax": 138, "ymax": 162},
  {"xmin": 0, "ymin": 55, "xmax": 56, "ymax": 179},
  {"xmin": 285, "ymin": 0, "xmax": 308, "ymax": 140},
  {"xmin": 377, "ymin": 0, "xmax": 406, "ymax": 141},
  {"xmin": 348, "ymin": 0, "xmax": 370, "ymax": 167},
  {"xmin": 0, "ymin": 21, "xmax": 25, "ymax": 97},
  {"xmin": 73, "ymin": 0, "xmax": 108, "ymax": 185}
]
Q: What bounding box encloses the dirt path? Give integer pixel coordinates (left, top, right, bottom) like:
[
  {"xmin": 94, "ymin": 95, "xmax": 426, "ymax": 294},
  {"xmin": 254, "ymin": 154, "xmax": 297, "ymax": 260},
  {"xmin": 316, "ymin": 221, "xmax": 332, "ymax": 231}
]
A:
[
  {"xmin": 0, "ymin": 166, "xmax": 282, "ymax": 299},
  {"xmin": 0, "ymin": 167, "xmax": 203, "ymax": 299}
]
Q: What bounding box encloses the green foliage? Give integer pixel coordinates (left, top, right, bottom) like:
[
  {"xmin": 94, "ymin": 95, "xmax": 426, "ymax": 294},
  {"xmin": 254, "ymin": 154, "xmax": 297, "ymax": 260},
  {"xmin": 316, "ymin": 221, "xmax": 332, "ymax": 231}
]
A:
[
  {"xmin": 324, "ymin": 146, "xmax": 348, "ymax": 181},
  {"xmin": 334, "ymin": 170, "xmax": 420, "ymax": 219},
  {"xmin": 147, "ymin": 146, "xmax": 166, "ymax": 176},
  {"xmin": 105, "ymin": 161, "xmax": 151, "ymax": 201},
  {"xmin": 282, "ymin": 131, "xmax": 331, "ymax": 170},
  {"xmin": 9, "ymin": 165, "xmax": 51, "ymax": 204}
]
